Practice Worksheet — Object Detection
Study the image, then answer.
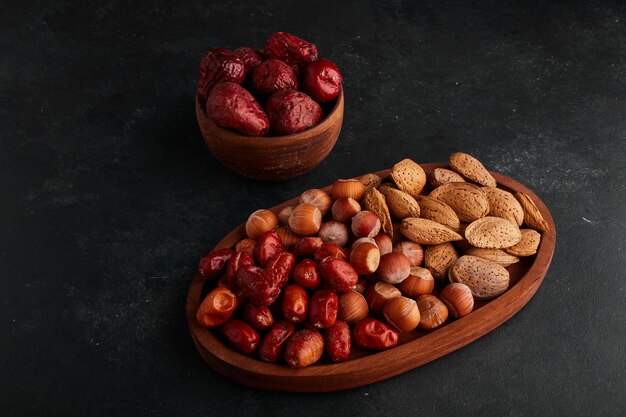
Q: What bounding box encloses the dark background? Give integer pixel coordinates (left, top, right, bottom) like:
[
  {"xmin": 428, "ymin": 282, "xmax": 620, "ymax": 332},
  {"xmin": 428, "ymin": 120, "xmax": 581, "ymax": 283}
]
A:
[{"xmin": 2, "ymin": 1, "xmax": 625, "ymax": 416}]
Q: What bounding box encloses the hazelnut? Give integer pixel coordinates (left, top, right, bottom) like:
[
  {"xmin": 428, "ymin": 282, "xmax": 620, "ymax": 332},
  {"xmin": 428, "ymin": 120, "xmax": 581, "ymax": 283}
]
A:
[
  {"xmin": 275, "ymin": 226, "xmax": 301, "ymax": 249},
  {"xmin": 393, "ymin": 241, "xmax": 424, "ymax": 267},
  {"xmin": 351, "ymin": 210, "xmax": 381, "ymax": 238},
  {"xmin": 318, "ymin": 221, "xmax": 350, "ymax": 247},
  {"xmin": 398, "ymin": 267, "xmax": 434, "ymax": 298},
  {"xmin": 338, "ymin": 291, "xmax": 369, "ymax": 324},
  {"xmin": 300, "ymin": 189, "xmax": 331, "ymax": 216},
  {"xmin": 416, "ymin": 295, "xmax": 449, "ymax": 330},
  {"xmin": 377, "ymin": 252, "xmax": 411, "ymax": 284},
  {"xmin": 349, "ymin": 241, "xmax": 380, "ymax": 275},
  {"xmin": 373, "ymin": 233, "xmax": 393, "ymax": 255},
  {"xmin": 365, "ymin": 281, "xmax": 401, "ymax": 315},
  {"xmin": 332, "ymin": 197, "xmax": 361, "ymax": 223},
  {"xmin": 289, "ymin": 203, "xmax": 322, "ymax": 236},
  {"xmin": 245, "ymin": 209, "xmax": 278, "ymax": 240},
  {"xmin": 439, "ymin": 283, "xmax": 474, "ymax": 318},
  {"xmin": 277, "ymin": 206, "xmax": 294, "ymax": 226},
  {"xmin": 331, "ymin": 179, "xmax": 366, "ymax": 201},
  {"xmin": 383, "ymin": 296, "xmax": 420, "ymax": 332}
]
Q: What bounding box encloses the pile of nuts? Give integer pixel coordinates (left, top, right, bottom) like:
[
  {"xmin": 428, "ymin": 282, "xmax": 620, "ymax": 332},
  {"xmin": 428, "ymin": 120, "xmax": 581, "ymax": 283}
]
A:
[
  {"xmin": 197, "ymin": 32, "xmax": 342, "ymax": 136},
  {"xmin": 195, "ymin": 152, "xmax": 548, "ymax": 368}
]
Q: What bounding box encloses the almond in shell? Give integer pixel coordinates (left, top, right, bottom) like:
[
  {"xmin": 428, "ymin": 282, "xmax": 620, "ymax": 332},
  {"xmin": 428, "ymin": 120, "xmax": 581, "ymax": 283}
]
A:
[
  {"xmin": 390, "ymin": 159, "xmax": 427, "ymax": 198},
  {"xmin": 448, "ymin": 255, "xmax": 510, "ymax": 300},
  {"xmin": 464, "ymin": 216, "xmax": 522, "ymax": 249},
  {"xmin": 515, "ymin": 192, "xmax": 549, "ymax": 233},
  {"xmin": 416, "ymin": 196, "xmax": 461, "ymax": 232},
  {"xmin": 464, "ymin": 247, "xmax": 520, "ymax": 267},
  {"xmin": 482, "ymin": 187, "xmax": 524, "ymax": 226},
  {"xmin": 429, "ymin": 182, "xmax": 490, "ymax": 223},
  {"xmin": 448, "ymin": 152, "xmax": 497, "ymax": 187},
  {"xmin": 424, "ymin": 242, "xmax": 459, "ymax": 279},
  {"xmin": 505, "ymin": 229, "xmax": 541, "ymax": 257},
  {"xmin": 363, "ymin": 187, "xmax": 394, "ymax": 238},
  {"xmin": 357, "ymin": 173, "xmax": 382, "ymax": 191},
  {"xmin": 400, "ymin": 218, "xmax": 463, "ymax": 245},
  {"xmin": 379, "ymin": 185, "xmax": 420, "ymax": 219},
  {"xmin": 429, "ymin": 168, "xmax": 466, "ymax": 188}
]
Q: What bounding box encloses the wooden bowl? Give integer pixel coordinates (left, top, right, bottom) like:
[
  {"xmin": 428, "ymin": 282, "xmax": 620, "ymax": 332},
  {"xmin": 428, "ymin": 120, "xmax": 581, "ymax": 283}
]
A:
[
  {"xmin": 196, "ymin": 90, "xmax": 344, "ymax": 181},
  {"xmin": 186, "ymin": 164, "xmax": 556, "ymax": 392}
]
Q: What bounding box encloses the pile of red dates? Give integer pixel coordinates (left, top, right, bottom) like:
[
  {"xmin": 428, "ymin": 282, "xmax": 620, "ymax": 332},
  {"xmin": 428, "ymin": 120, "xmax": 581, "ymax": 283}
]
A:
[
  {"xmin": 197, "ymin": 32, "xmax": 343, "ymax": 136},
  {"xmin": 195, "ymin": 178, "xmax": 472, "ymax": 368}
]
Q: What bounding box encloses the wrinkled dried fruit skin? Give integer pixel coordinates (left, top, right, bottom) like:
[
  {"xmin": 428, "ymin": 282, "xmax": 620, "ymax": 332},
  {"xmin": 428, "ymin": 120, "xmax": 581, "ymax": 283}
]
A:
[
  {"xmin": 353, "ymin": 318, "xmax": 399, "ymax": 350},
  {"xmin": 196, "ymin": 287, "xmax": 238, "ymax": 328},
  {"xmin": 308, "ymin": 289, "xmax": 339, "ymax": 329},
  {"xmin": 318, "ymin": 257, "xmax": 358, "ymax": 293},
  {"xmin": 251, "ymin": 59, "xmax": 299, "ymax": 95},
  {"xmin": 233, "ymin": 47, "xmax": 264, "ymax": 75},
  {"xmin": 302, "ymin": 58, "xmax": 342, "ymax": 103},
  {"xmin": 265, "ymin": 89, "xmax": 323, "ymax": 135},
  {"xmin": 206, "ymin": 82, "xmax": 270, "ymax": 136},
  {"xmin": 281, "ymin": 285, "xmax": 309, "ymax": 324},
  {"xmin": 254, "ymin": 231, "xmax": 283, "ymax": 267},
  {"xmin": 222, "ymin": 319, "xmax": 260, "ymax": 355},
  {"xmin": 264, "ymin": 32, "xmax": 318, "ymax": 67},
  {"xmin": 234, "ymin": 238, "xmax": 256, "ymax": 256},
  {"xmin": 236, "ymin": 265, "xmax": 281, "ymax": 307},
  {"xmin": 292, "ymin": 259, "xmax": 321, "ymax": 290},
  {"xmin": 314, "ymin": 242, "xmax": 349, "ymax": 262},
  {"xmin": 198, "ymin": 248, "xmax": 234, "ymax": 280},
  {"xmin": 197, "ymin": 49, "xmax": 246, "ymax": 103},
  {"xmin": 293, "ymin": 237, "xmax": 323, "ymax": 258},
  {"xmin": 265, "ymin": 251, "xmax": 295, "ymax": 288},
  {"xmin": 325, "ymin": 320, "xmax": 351, "ymax": 362},
  {"xmin": 284, "ymin": 328, "xmax": 324, "ymax": 368},
  {"xmin": 242, "ymin": 303, "xmax": 274, "ymax": 331},
  {"xmin": 258, "ymin": 320, "xmax": 296, "ymax": 363},
  {"xmin": 219, "ymin": 252, "xmax": 254, "ymax": 292}
]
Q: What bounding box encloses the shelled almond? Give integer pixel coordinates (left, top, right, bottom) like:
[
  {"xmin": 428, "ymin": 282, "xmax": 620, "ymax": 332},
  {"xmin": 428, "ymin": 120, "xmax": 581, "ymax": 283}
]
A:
[{"xmin": 195, "ymin": 151, "xmax": 549, "ymax": 368}]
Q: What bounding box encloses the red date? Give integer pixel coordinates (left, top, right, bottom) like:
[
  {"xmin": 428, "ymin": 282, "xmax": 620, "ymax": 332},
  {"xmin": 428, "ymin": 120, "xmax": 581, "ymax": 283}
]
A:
[
  {"xmin": 266, "ymin": 251, "xmax": 296, "ymax": 288},
  {"xmin": 222, "ymin": 319, "xmax": 260, "ymax": 355},
  {"xmin": 196, "ymin": 287, "xmax": 238, "ymax": 328},
  {"xmin": 265, "ymin": 89, "xmax": 323, "ymax": 135},
  {"xmin": 302, "ymin": 58, "xmax": 342, "ymax": 103},
  {"xmin": 324, "ymin": 320, "xmax": 351, "ymax": 362},
  {"xmin": 293, "ymin": 237, "xmax": 323, "ymax": 258},
  {"xmin": 264, "ymin": 32, "xmax": 318, "ymax": 67},
  {"xmin": 308, "ymin": 289, "xmax": 339, "ymax": 329},
  {"xmin": 353, "ymin": 318, "xmax": 399, "ymax": 350},
  {"xmin": 281, "ymin": 285, "xmax": 309, "ymax": 324},
  {"xmin": 292, "ymin": 259, "xmax": 321, "ymax": 290},
  {"xmin": 234, "ymin": 238, "xmax": 256, "ymax": 256},
  {"xmin": 197, "ymin": 49, "xmax": 246, "ymax": 103},
  {"xmin": 258, "ymin": 320, "xmax": 296, "ymax": 363},
  {"xmin": 206, "ymin": 82, "xmax": 270, "ymax": 136},
  {"xmin": 251, "ymin": 59, "xmax": 299, "ymax": 95},
  {"xmin": 314, "ymin": 242, "xmax": 348, "ymax": 263},
  {"xmin": 254, "ymin": 231, "xmax": 282, "ymax": 267},
  {"xmin": 318, "ymin": 257, "xmax": 358, "ymax": 293},
  {"xmin": 284, "ymin": 328, "xmax": 324, "ymax": 368},
  {"xmin": 198, "ymin": 248, "xmax": 234, "ymax": 280},
  {"xmin": 242, "ymin": 303, "xmax": 274, "ymax": 331},
  {"xmin": 233, "ymin": 47, "xmax": 263, "ymax": 75},
  {"xmin": 219, "ymin": 251, "xmax": 254, "ymax": 292},
  {"xmin": 236, "ymin": 265, "xmax": 280, "ymax": 307}
]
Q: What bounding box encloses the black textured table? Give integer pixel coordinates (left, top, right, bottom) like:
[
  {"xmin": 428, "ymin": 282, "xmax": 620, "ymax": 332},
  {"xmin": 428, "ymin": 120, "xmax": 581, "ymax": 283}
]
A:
[{"xmin": 2, "ymin": 1, "xmax": 625, "ymax": 416}]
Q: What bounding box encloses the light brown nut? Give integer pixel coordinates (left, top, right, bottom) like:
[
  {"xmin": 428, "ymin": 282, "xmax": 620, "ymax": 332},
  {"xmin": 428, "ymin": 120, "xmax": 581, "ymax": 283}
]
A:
[
  {"xmin": 363, "ymin": 187, "xmax": 394, "ymax": 238},
  {"xmin": 400, "ymin": 218, "xmax": 463, "ymax": 245},
  {"xmin": 429, "ymin": 182, "xmax": 490, "ymax": 223},
  {"xmin": 429, "ymin": 168, "xmax": 466, "ymax": 188},
  {"xmin": 424, "ymin": 242, "xmax": 459, "ymax": 279},
  {"xmin": 416, "ymin": 196, "xmax": 461, "ymax": 232},
  {"xmin": 356, "ymin": 173, "xmax": 382, "ymax": 191},
  {"xmin": 464, "ymin": 216, "xmax": 522, "ymax": 249},
  {"xmin": 515, "ymin": 192, "xmax": 549, "ymax": 233},
  {"xmin": 448, "ymin": 255, "xmax": 510, "ymax": 300},
  {"xmin": 448, "ymin": 152, "xmax": 497, "ymax": 187},
  {"xmin": 505, "ymin": 229, "xmax": 541, "ymax": 257},
  {"xmin": 464, "ymin": 248, "xmax": 520, "ymax": 267},
  {"xmin": 379, "ymin": 185, "xmax": 420, "ymax": 220},
  {"xmin": 482, "ymin": 187, "xmax": 524, "ymax": 226},
  {"xmin": 390, "ymin": 159, "xmax": 427, "ymax": 198}
]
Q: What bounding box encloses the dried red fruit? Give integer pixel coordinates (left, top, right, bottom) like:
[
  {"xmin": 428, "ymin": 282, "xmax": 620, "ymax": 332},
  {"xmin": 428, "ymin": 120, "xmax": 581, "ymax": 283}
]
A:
[
  {"xmin": 265, "ymin": 89, "xmax": 323, "ymax": 135},
  {"xmin": 353, "ymin": 318, "xmax": 399, "ymax": 350},
  {"xmin": 196, "ymin": 287, "xmax": 239, "ymax": 328},
  {"xmin": 251, "ymin": 59, "xmax": 299, "ymax": 96},
  {"xmin": 292, "ymin": 237, "xmax": 323, "ymax": 258},
  {"xmin": 292, "ymin": 259, "xmax": 321, "ymax": 290},
  {"xmin": 265, "ymin": 251, "xmax": 296, "ymax": 288},
  {"xmin": 284, "ymin": 328, "xmax": 324, "ymax": 368},
  {"xmin": 324, "ymin": 320, "xmax": 351, "ymax": 362},
  {"xmin": 313, "ymin": 242, "xmax": 349, "ymax": 263},
  {"xmin": 198, "ymin": 248, "xmax": 234, "ymax": 280},
  {"xmin": 219, "ymin": 252, "xmax": 254, "ymax": 292},
  {"xmin": 242, "ymin": 303, "xmax": 274, "ymax": 331},
  {"xmin": 222, "ymin": 319, "xmax": 260, "ymax": 355},
  {"xmin": 318, "ymin": 257, "xmax": 358, "ymax": 293},
  {"xmin": 308, "ymin": 289, "xmax": 339, "ymax": 329},
  {"xmin": 264, "ymin": 32, "xmax": 318, "ymax": 67},
  {"xmin": 302, "ymin": 58, "xmax": 343, "ymax": 103},
  {"xmin": 236, "ymin": 265, "xmax": 281, "ymax": 307},
  {"xmin": 197, "ymin": 49, "xmax": 246, "ymax": 103},
  {"xmin": 233, "ymin": 47, "xmax": 264, "ymax": 75},
  {"xmin": 281, "ymin": 285, "xmax": 309, "ymax": 324},
  {"xmin": 258, "ymin": 320, "xmax": 296, "ymax": 363},
  {"xmin": 206, "ymin": 82, "xmax": 270, "ymax": 136},
  {"xmin": 254, "ymin": 231, "xmax": 283, "ymax": 267}
]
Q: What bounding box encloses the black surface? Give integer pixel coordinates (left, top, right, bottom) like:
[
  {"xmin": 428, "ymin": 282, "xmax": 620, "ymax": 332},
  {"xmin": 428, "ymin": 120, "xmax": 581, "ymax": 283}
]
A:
[{"xmin": 2, "ymin": 1, "xmax": 625, "ymax": 416}]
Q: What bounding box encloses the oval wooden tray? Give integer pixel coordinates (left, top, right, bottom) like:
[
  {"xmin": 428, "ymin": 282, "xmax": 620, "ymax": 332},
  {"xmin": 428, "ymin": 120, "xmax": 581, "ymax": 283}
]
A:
[{"xmin": 186, "ymin": 163, "xmax": 556, "ymax": 392}]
